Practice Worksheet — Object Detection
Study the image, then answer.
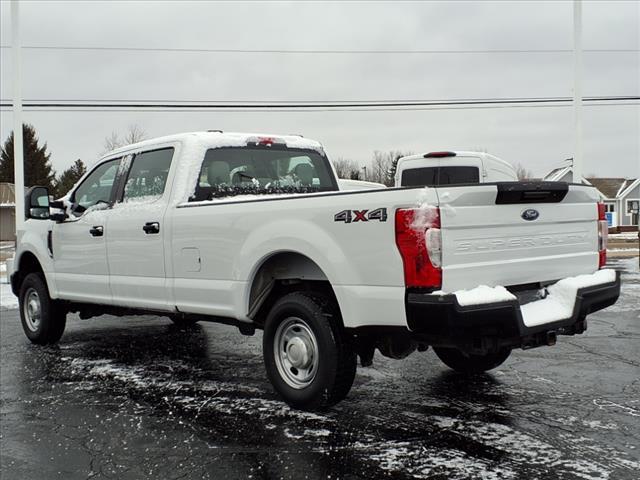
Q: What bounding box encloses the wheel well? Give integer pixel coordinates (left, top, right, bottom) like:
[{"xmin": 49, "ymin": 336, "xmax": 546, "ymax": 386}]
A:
[
  {"xmin": 248, "ymin": 252, "xmax": 339, "ymax": 327},
  {"xmin": 12, "ymin": 251, "xmax": 44, "ymax": 294}
]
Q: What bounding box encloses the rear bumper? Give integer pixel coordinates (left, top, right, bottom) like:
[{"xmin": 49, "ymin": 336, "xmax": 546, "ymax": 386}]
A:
[{"xmin": 406, "ymin": 271, "xmax": 621, "ymax": 351}]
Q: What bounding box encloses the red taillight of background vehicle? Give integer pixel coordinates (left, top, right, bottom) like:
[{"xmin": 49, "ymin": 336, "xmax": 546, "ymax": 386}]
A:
[
  {"xmin": 597, "ymin": 202, "xmax": 607, "ymax": 268},
  {"xmin": 395, "ymin": 208, "xmax": 442, "ymax": 288}
]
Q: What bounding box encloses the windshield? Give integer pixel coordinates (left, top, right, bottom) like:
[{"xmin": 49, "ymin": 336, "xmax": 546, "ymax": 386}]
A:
[{"xmin": 191, "ymin": 147, "xmax": 338, "ymax": 201}]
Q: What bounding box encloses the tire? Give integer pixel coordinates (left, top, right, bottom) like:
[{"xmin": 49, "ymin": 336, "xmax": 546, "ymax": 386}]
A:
[
  {"xmin": 19, "ymin": 272, "xmax": 66, "ymax": 345},
  {"xmin": 263, "ymin": 292, "xmax": 357, "ymax": 410},
  {"xmin": 434, "ymin": 346, "xmax": 511, "ymax": 374}
]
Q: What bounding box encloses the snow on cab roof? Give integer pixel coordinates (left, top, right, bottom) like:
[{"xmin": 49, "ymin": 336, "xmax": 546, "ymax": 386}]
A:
[
  {"xmin": 108, "ymin": 131, "xmax": 326, "ymax": 205},
  {"xmin": 102, "ymin": 131, "xmax": 323, "ymax": 159}
]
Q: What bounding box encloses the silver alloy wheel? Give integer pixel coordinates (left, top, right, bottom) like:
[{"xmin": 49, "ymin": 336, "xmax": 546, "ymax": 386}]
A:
[
  {"xmin": 273, "ymin": 316, "xmax": 319, "ymax": 389},
  {"xmin": 23, "ymin": 287, "xmax": 42, "ymax": 332}
]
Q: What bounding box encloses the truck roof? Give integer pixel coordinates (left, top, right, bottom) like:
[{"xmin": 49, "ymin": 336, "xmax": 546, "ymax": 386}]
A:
[{"xmin": 101, "ymin": 131, "xmax": 324, "ymax": 159}]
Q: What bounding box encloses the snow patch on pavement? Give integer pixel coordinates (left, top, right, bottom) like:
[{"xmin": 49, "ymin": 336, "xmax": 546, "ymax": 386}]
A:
[{"xmin": 1, "ymin": 282, "xmax": 18, "ymax": 311}]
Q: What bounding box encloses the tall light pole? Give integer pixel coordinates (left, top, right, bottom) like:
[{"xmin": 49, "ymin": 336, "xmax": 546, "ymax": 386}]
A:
[
  {"xmin": 11, "ymin": 0, "xmax": 25, "ymax": 236},
  {"xmin": 573, "ymin": 0, "xmax": 583, "ymax": 183}
]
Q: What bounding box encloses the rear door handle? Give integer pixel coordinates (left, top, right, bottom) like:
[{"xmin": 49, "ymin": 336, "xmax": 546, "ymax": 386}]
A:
[
  {"xmin": 143, "ymin": 222, "xmax": 160, "ymax": 234},
  {"xmin": 89, "ymin": 226, "xmax": 104, "ymax": 237}
]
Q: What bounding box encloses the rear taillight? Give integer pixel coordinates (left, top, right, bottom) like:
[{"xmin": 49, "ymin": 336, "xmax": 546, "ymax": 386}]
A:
[
  {"xmin": 395, "ymin": 208, "xmax": 442, "ymax": 288},
  {"xmin": 597, "ymin": 202, "xmax": 607, "ymax": 268}
]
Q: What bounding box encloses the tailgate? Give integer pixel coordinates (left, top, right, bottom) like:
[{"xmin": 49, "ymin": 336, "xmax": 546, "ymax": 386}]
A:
[{"xmin": 437, "ymin": 182, "xmax": 600, "ymax": 292}]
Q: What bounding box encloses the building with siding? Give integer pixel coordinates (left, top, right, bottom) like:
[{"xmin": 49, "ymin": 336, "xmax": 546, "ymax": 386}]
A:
[
  {"xmin": 0, "ymin": 183, "xmax": 17, "ymax": 241},
  {"xmin": 543, "ymin": 160, "xmax": 638, "ymax": 229}
]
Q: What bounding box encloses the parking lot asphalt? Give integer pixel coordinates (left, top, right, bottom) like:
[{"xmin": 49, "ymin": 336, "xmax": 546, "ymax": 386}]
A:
[{"xmin": 1, "ymin": 257, "xmax": 639, "ymax": 480}]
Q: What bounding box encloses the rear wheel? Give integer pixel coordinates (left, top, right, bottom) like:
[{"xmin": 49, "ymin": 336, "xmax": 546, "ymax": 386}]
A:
[
  {"xmin": 19, "ymin": 273, "xmax": 66, "ymax": 345},
  {"xmin": 434, "ymin": 346, "xmax": 511, "ymax": 373},
  {"xmin": 263, "ymin": 292, "xmax": 356, "ymax": 409}
]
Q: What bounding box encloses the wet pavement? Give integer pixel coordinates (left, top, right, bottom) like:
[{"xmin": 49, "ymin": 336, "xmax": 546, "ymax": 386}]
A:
[{"xmin": 1, "ymin": 258, "xmax": 639, "ymax": 480}]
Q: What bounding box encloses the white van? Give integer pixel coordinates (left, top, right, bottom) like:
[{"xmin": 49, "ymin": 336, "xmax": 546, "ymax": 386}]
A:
[{"xmin": 395, "ymin": 151, "xmax": 518, "ymax": 187}]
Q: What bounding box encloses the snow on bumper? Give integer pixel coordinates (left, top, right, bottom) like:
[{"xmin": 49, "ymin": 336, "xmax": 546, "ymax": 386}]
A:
[{"xmin": 405, "ymin": 269, "xmax": 621, "ymax": 346}]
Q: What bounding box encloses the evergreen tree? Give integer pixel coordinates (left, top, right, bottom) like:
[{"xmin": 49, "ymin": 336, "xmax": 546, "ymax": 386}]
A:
[
  {"xmin": 55, "ymin": 159, "xmax": 86, "ymax": 197},
  {"xmin": 0, "ymin": 124, "xmax": 56, "ymax": 191}
]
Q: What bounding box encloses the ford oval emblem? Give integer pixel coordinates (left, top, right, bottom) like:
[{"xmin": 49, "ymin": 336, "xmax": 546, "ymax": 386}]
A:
[{"xmin": 521, "ymin": 209, "xmax": 540, "ymax": 221}]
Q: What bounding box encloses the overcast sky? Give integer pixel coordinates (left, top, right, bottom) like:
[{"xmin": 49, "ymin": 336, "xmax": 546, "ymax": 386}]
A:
[{"xmin": 1, "ymin": 0, "xmax": 638, "ymax": 179}]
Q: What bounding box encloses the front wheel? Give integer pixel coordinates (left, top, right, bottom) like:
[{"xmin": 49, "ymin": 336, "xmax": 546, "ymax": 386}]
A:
[
  {"xmin": 263, "ymin": 292, "xmax": 357, "ymax": 410},
  {"xmin": 19, "ymin": 273, "xmax": 67, "ymax": 345},
  {"xmin": 434, "ymin": 346, "xmax": 511, "ymax": 373}
]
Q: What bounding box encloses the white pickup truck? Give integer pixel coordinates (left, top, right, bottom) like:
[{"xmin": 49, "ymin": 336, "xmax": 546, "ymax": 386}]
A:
[{"xmin": 11, "ymin": 131, "xmax": 620, "ymax": 409}]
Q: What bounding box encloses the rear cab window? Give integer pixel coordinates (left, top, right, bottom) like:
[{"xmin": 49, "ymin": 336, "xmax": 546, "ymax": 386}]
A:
[
  {"xmin": 191, "ymin": 146, "xmax": 338, "ymax": 201},
  {"xmin": 402, "ymin": 166, "xmax": 480, "ymax": 187}
]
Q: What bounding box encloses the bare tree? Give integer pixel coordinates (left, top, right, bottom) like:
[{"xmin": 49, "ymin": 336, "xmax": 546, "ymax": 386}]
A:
[
  {"xmin": 103, "ymin": 124, "xmax": 147, "ymax": 154},
  {"xmin": 368, "ymin": 150, "xmax": 412, "ymax": 186},
  {"xmin": 515, "ymin": 163, "xmax": 534, "ymax": 180},
  {"xmin": 103, "ymin": 131, "xmax": 121, "ymax": 154},
  {"xmin": 331, "ymin": 157, "xmax": 360, "ymax": 179},
  {"xmin": 123, "ymin": 124, "xmax": 146, "ymax": 145}
]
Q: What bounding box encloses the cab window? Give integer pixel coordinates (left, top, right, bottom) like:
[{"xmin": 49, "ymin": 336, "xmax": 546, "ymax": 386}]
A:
[
  {"xmin": 192, "ymin": 147, "xmax": 337, "ymax": 201},
  {"xmin": 122, "ymin": 148, "xmax": 174, "ymax": 202},
  {"xmin": 402, "ymin": 166, "xmax": 479, "ymax": 187},
  {"xmin": 72, "ymin": 158, "xmax": 121, "ymax": 214}
]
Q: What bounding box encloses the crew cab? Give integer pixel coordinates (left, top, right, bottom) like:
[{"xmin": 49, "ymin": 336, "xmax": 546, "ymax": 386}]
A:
[
  {"xmin": 395, "ymin": 150, "xmax": 518, "ymax": 187},
  {"xmin": 10, "ymin": 132, "xmax": 620, "ymax": 409}
]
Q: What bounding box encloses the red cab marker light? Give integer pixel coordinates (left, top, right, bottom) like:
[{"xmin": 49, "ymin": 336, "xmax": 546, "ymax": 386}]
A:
[{"xmin": 246, "ymin": 136, "xmax": 285, "ymax": 147}]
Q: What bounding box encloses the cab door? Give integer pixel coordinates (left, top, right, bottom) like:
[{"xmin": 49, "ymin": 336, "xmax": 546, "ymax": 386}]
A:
[
  {"xmin": 53, "ymin": 158, "xmax": 122, "ymax": 304},
  {"xmin": 106, "ymin": 147, "xmax": 175, "ymax": 310}
]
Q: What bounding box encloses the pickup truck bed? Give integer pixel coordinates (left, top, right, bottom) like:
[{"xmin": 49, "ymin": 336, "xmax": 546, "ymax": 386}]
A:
[{"xmin": 10, "ymin": 131, "xmax": 620, "ymax": 409}]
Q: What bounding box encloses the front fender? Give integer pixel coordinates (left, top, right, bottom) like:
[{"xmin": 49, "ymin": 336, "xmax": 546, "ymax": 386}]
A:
[{"xmin": 15, "ymin": 220, "xmax": 58, "ymax": 298}]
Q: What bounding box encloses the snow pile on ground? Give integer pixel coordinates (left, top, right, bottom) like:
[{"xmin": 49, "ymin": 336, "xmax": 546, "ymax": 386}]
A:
[
  {"xmin": 520, "ymin": 269, "xmax": 616, "ymax": 327},
  {"xmin": 1, "ymin": 283, "xmax": 18, "ymax": 310}
]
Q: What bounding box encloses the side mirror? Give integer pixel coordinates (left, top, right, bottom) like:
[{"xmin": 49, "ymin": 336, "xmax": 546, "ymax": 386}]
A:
[
  {"xmin": 49, "ymin": 199, "xmax": 68, "ymax": 222},
  {"xmin": 25, "ymin": 186, "xmax": 51, "ymax": 220}
]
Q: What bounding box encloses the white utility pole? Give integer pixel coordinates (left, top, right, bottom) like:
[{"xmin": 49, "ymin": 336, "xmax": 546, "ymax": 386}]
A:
[
  {"xmin": 573, "ymin": 0, "xmax": 583, "ymax": 183},
  {"xmin": 11, "ymin": 0, "xmax": 25, "ymax": 235}
]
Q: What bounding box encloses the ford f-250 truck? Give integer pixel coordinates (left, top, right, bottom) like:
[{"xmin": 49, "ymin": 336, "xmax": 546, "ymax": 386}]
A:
[{"xmin": 11, "ymin": 131, "xmax": 620, "ymax": 409}]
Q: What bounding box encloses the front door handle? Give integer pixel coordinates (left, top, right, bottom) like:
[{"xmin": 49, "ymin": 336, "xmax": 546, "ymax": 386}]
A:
[
  {"xmin": 143, "ymin": 222, "xmax": 160, "ymax": 234},
  {"xmin": 89, "ymin": 226, "xmax": 104, "ymax": 237}
]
